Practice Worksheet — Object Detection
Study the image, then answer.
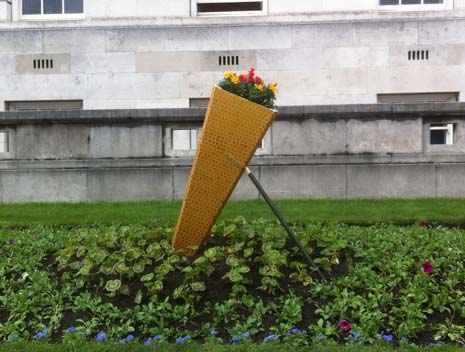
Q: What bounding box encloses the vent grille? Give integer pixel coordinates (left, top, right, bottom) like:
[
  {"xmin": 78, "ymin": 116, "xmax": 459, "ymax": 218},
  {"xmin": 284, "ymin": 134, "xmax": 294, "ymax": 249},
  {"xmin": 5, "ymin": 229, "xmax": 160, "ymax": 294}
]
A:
[
  {"xmin": 33, "ymin": 59, "xmax": 54, "ymax": 69},
  {"xmin": 408, "ymin": 50, "xmax": 429, "ymax": 61},
  {"xmin": 218, "ymin": 55, "xmax": 240, "ymax": 66}
]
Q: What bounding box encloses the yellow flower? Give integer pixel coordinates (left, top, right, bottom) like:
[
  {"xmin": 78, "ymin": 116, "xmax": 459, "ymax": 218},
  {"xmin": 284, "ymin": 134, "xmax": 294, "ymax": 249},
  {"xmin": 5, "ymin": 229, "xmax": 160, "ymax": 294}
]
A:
[
  {"xmin": 269, "ymin": 83, "xmax": 278, "ymax": 93},
  {"xmin": 224, "ymin": 71, "xmax": 235, "ymax": 79},
  {"xmin": 231, "ymin": 75, "xmax": 240, "ymax": 85},
  {"xmin": 255, "ymin": 84, "xmax": 263, "ymax": 91}
]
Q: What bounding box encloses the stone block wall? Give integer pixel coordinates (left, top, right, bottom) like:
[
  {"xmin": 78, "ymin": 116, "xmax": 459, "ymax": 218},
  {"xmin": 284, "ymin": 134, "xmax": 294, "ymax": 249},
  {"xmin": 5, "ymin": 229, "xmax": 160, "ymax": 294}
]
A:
[{"xmin": 0, "ymin": 103, "xmax": 464, "ymax": 203}]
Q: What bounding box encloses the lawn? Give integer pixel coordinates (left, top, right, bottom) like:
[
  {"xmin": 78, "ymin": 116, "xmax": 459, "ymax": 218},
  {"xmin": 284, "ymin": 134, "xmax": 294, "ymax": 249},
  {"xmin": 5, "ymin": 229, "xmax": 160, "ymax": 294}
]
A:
[{"xmin": 1, "ymin": 198, "xmax": 465, "ymax": 225}]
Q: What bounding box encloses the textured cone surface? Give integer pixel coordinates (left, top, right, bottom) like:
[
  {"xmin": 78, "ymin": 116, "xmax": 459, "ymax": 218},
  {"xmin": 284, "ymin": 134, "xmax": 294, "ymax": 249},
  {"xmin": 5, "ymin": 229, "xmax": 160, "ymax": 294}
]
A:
[{"xmin": 172, "ymin": 86, "xmax": 277, "ymax": 253}]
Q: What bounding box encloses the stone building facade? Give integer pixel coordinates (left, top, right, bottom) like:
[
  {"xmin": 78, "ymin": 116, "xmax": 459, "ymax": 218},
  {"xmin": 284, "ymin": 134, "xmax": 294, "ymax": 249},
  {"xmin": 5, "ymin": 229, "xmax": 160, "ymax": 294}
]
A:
[{"xmin": 0, "ymin": 0, "xmax": 464, "ymax": 202}]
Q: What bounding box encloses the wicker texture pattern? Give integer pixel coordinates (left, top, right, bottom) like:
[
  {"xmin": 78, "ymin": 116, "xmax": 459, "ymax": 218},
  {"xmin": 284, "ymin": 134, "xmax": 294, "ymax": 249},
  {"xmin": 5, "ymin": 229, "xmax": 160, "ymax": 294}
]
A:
[{"xmin": 172, "ymin": 86, "xmax": 277, "ymax": 253}]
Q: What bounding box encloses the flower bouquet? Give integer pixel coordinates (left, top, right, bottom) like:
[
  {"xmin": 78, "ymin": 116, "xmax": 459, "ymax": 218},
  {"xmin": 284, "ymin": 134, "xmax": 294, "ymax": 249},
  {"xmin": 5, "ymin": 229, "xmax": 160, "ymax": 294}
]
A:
[{"xmin": 218, "ymin": 68, "xmax": 278, "ymax": 108}]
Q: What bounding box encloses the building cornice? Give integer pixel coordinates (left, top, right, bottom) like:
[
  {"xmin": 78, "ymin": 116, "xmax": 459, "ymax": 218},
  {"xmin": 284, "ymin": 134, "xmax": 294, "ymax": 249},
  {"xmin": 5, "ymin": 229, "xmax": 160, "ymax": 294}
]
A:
[
  {"xmin": 1, "ymin": 103, "xmax": 465, "ymax": 125},
  {"xmin": 1, "ymin": 9, "xmax": 465, "ymax": 30}
]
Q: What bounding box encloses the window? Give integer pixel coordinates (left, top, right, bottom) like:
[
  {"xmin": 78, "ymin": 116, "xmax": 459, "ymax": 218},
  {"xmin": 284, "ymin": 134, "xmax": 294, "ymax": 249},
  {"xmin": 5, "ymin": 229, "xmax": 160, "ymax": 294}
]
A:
[
  {"xmin": 6, "ymin": 100, "xmax": 83, "ymax": 111},
  {"xmin": 192, "ymin": 0, "xmax": 267, "ymax": 16},
  {"xmin": 189, "ymin": 98, "xmax": 210, "ymax": 108},
  {"xmin": 430, "ymin": 123, "xmax": 454, "ymax": 145},
  {"xmin": 0, "ymin": 132, "xmax": 8, "ymax": 153},
  {"xmin": 172, "ymin": 129, "xmax": 199, "ymax": 151},
  {"xmin": 377, "ymin": 92, "xmax": 459, "ymax": 103},
  {"xmin": 379, "ymin": 0, "xmax": 450, "ymax": 9},
  {"xmin": 21, "ymin": 0, "xmax": 84, "ymax": 19}
]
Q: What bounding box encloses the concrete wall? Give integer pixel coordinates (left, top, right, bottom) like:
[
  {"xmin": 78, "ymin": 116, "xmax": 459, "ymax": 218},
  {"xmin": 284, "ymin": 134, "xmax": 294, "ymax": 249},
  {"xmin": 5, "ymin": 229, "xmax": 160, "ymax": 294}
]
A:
[
  {"xmin": 2, "ymin": 11, "xmax": 465, "ymax": 109},
  {"xmin": 1, "ymin": 103, "xmax": 465, "ymax": 203}
]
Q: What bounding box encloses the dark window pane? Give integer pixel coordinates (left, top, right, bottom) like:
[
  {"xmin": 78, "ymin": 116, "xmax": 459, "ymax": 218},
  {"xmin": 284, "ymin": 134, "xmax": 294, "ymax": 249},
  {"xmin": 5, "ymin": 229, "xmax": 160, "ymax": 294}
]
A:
[
  {"xmin": 430, "ymin": 129, "xmax": 446, "ymax": 144},
  {"xmin": 44, "ymin": 0, "xmax": 62, "ymax": 14},
  {"xmin": 22, "ymin": 0, "xmax": 41, "ymax": 14},
  {"xmin": 424, "ymin": 0, "xmax": 443, "ymax": 3},
  {"xmin": 401, "ymin": 0, "xmax": 421, "ymax": 4},
  {"xmin": 380, "ymin": 0, "xmax": 400, "ymax": 4},
  {"xmin": 65, "ymin": 0, "xmax": 83, "ymax": 13},
  {"xmin": 198, "ymin": 2, "xmax": 262, "ymax": 13}
]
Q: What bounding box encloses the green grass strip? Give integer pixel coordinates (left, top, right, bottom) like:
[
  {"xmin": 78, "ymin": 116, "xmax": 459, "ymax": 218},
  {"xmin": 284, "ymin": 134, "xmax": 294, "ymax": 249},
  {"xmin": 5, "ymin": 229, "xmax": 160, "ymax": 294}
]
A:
[{"xmin": 0, "ymin": 198, "xmax": 465, "ymax": 226}]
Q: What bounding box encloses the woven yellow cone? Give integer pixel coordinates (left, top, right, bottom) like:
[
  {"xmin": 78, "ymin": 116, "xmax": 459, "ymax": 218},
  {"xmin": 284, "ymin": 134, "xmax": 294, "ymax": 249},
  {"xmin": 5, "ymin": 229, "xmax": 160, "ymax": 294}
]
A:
[{"xmin": 172, "ymin": 86, "xmax": 277, "ymax": 253}]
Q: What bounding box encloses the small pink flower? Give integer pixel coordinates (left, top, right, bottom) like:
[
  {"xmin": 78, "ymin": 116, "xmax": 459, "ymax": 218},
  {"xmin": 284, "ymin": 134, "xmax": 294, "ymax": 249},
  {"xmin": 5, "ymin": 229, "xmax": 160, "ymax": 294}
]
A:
[
  {"xmin": 420, "ymin": 221, "xmax": 428, "ymax": 228},
  {"xmin": 423, "ymin": 261, "xmax": 433, "ymax": 274},
  {"xmin": 338, "ymin": 320, "xmax": 351, "ymax": 332}
]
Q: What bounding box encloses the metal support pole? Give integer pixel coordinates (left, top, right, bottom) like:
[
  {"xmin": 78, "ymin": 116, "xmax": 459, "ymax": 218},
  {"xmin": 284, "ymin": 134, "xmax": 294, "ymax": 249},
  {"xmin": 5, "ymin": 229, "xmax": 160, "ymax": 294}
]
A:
[{"xmin": 227, "ymin": 154, "xmax": 326, "ymax": 282}]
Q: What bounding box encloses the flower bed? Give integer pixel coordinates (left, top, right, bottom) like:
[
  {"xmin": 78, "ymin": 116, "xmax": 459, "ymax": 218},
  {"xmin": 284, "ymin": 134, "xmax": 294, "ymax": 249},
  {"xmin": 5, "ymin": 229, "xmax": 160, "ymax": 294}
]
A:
[{"xmin": 1, "ymin": 220, "xmax": 465, "ymax": 347}]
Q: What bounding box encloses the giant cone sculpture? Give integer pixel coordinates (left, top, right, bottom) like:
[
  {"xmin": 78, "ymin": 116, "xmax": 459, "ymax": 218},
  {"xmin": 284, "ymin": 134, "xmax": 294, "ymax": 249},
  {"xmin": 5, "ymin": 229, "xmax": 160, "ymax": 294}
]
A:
[{"xmin": 172, "ymin": 86, "xmax": 277, "ymax": 253}]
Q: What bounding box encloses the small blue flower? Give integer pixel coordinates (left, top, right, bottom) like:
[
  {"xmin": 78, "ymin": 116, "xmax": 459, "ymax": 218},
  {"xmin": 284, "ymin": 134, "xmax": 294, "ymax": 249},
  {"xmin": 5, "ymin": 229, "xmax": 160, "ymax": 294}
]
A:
[
  {"xmin": 437, "ymin": 341, "xmax": 445, "ymax": 345},
  {"xmin": 12, "ymin": 335, "xmax": 18, "ymax": 340},
  {"xmin": 242, "ymin": 332, "xmax": 250, "ymax": 338},
  {"xmin": 318, "ymin": 334, "xmax": 325, "ymax": 340},
  {"xmin": 145, "ymin": 338, "xmax": 152, "ymax": 345},
  {"xmin": 286, "ymin": 332, "xmax": 291, "ymax": 337},
  {"xmin": 264, "ymin": 334, "xmax": 278, "ymax": 342},
  {"xmin": 383, "ymin": 335, "xmax": 393, "ymax": 343},
  {"xmin": 210, "ymin": 330, "xmax": 218, "ymax": 336},
  {"xmin": 176, "ymin": 337, "xmax": 184, "ymax": 344},
  {"xmin": 353, "ymin": 332, "xmax": 361, "ymax": 340},
  {"xmin": 401, "ymin": 337, "xmax": 407, "ymax": 341},
  {"xmin": 154, "ymin": 335, "xmax": 162, "ymax": 341},
  {"xmin": 96, "ymin": 332, "xmax": 107, "ymax": 342},
  {"xmin": 302, "ymin": 330, "xmax": 308, "ymax": 335},
  {"xmin": 36, "ymin": 331, "xmax": 46, "ymax": 340},
  {"xmin": 120, "ymin": 338, "xmax": 126, "ymax": 345},
  {"xmin": 429, "ymin": 342, "xmax": 436, "ymax": 347},
  {"xmin": 184, "ymin": 335, "xmax": 191, "ymax": 341},
  {"xmin": 291, "ymin": 328, "xmax": 299, "ymax": 334},
  {"xmin": 67, "ymin": 327, "xmax": 76, "ymax": 334},
  {"xmin": 232, "ymin": 336, "xmax": 240, "ymax": 343},
  {"xmin": 126, "ymin": 335, "xmax": 134, "ymax": 341},
  {"xmin": 410, "ymin": 343, "xmax": 417, "ymax": 347}
]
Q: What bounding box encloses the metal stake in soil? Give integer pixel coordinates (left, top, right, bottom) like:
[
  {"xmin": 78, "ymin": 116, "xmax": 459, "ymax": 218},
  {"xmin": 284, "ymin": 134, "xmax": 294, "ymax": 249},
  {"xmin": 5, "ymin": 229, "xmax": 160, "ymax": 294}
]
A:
[{"xmin": 227, "ymin": 154, "xmax": 327, "ymax": 282}]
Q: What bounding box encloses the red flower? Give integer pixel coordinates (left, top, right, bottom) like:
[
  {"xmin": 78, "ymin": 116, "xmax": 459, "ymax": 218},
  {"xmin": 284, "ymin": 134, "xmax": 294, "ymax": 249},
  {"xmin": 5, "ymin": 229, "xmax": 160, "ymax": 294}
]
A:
[
  {"xmin": 423, "ymin": 261, "xmax": 433, "ymax": 274},
  {"xmin": 420, "ymin": 220, "xmax": 428, "ymax": 228},
  {"xmin": 254, "ymin": 76, "xmax": 263, "ymax": 84},
  {"xmin": 338, "ymin": 320, "xmax": 351, "ymax": 332},
  {"xmin": 248, "ymin": 68, "xmax": 255, "ymax": 80},
  {"xmin": 239, "ymin": 74, "xmax": 247, "ymax": 82}
]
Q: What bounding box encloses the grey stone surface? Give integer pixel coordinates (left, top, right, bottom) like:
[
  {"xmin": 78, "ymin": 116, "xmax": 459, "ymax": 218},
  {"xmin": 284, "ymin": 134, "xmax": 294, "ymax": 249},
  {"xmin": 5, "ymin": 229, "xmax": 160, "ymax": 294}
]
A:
[
  {"xmin": 354, "ymin": 22, "xmax": 418, "ymax": 46},
  {"xmin": 15, "ymin": 124, "xmax": 90, "ymax": 159},
  {"xmin": 87, "ymin": 168, "xmax": 173, "ymax": 202},
  {"xmin": 71, "ymin": 53, "xmax": 136, "ymax": 74},
  {"xmin": 436, "ymin": 164, "xmax": 465, "ymax": 197},
  {"xmin": 292, "ymin": 23, "xmax": 354, "ymax": 48},
  {"xmin": 166, "ymin": 27, "xmax": 229, "ymax": 51},
  {"xmin": 229, "ymin": 25, "xmax": 292, "ymax": 50},
  {"xmin": 43, "ymin": 30, "xmax": 106, "ymax": 54},
  {"xmin": 89, "ymin": 125, "xmax": 163, "ymax": 158},
  {"xmin": 1, "ymin": 170, "xmax": 87, "ymax": 203},
  {"xmin": 347, "ymin": 164, "xmax": 436, "ymax": 198},
  {"xmin": 272, "ymin": 119, "xmax": 347, "ymax": 155},
  {"xmin": 260, "ymin": 165, "xmax": 347, "ymax": 199},
  {"xmin": 419, "ymin": 20, "xmax": 465, "ymax": 45},
  {"xmin": 0, "ymin": 30, "xmax": 42, "ymax": 54},
  {"xmin": 105, "ymin": 29, "xmax": 166, "ymax": 52},
  {"xmin": 347, "ymin": 118, "xmax": 423, "ymax": 154}
]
